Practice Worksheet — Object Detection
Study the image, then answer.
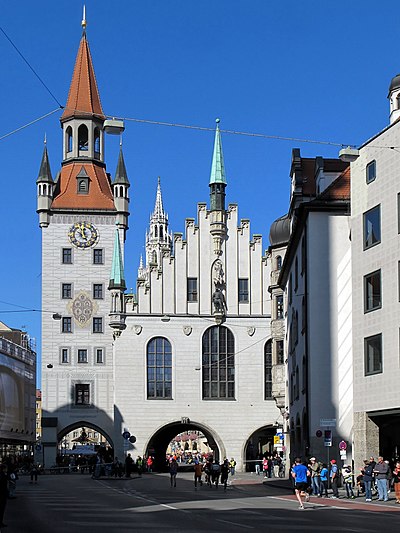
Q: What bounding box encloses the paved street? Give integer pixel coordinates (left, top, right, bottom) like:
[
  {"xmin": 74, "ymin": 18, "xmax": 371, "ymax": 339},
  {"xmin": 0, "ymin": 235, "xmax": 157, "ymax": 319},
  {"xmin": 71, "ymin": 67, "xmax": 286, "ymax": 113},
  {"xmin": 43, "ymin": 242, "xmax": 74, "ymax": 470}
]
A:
[{"xmin": 3, "ymin": 471, "xmax": 400, "ymax": 532}]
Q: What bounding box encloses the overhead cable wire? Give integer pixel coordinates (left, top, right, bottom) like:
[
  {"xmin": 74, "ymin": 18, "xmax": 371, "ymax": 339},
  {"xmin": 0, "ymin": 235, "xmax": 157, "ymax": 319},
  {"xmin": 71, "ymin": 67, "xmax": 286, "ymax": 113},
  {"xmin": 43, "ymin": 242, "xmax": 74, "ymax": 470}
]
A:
[
  {"xmin": 0, "ymin": 25, "xmax": 63, "ymax": 108},
  {"xmin": 0, "ymin": 108, "xmax": 61, "ymax": 141}
]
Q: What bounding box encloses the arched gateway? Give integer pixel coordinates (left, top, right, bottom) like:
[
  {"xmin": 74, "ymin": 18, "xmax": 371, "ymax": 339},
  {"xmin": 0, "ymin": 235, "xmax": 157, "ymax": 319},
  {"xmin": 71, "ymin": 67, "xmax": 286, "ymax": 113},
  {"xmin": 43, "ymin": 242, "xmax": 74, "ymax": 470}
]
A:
[{"xmin": 145, "ymin": 421, "xmax": 225, "ymax": 471}]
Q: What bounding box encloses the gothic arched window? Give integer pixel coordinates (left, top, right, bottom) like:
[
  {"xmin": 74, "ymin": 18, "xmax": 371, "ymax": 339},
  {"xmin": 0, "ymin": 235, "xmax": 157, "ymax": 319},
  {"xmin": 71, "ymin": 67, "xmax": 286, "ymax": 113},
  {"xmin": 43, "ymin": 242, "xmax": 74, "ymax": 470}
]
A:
[
  {"xmin": 66, "ymin": 126, "xmax": 73, "ymax": 153},
  {"xmin": 94, "ymin": 127, "xmax": 100, "ymax": 155},
  {"xmin": 202, "ymin": 326, "xmax": 235, "ymax": 399},
  {"xmin": 264, "ymin": 340, "xmax": 272, "ymax": 399},
  {"xmin": 78, "ymin": 124, "xmax": 89, "ymax": 151},
  {"xmin": 147, "ymin": 337, "xmax": 172, "ymax": 399}
]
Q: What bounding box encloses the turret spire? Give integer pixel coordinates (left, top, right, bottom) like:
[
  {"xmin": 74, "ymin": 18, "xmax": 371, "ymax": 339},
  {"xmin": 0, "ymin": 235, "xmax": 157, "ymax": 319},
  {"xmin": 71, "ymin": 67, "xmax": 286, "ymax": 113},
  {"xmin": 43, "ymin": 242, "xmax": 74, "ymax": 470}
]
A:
[
  {"xmin": 154, "ymin": 176, "xmax": 164, "ymax": 217},
  {"xmin": 209, "ymin": 118, "xmax": 227, "ymax": 186},
  {"xmin": 113, "ymin": 147, "xmax": 130, "ymax": 185},
  {"xmin": 36, "ymin": 144, "xmax": 53, "ymax": 184}
]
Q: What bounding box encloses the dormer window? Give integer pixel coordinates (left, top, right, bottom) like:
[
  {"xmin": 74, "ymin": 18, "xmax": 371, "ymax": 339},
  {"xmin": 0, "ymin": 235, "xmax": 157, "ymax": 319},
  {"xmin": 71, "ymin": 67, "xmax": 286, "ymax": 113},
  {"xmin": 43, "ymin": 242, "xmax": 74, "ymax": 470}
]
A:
[
  {"xmin": 66, "ymin": 126, "xmax": 73, "ymax": 153},
  {"xmin": 76, "ymin": 166, "xmax": 90, "ymax": 195},
  {"xmin": 78, "ymin": 125, "xmax": 89, "ymax": 152}
]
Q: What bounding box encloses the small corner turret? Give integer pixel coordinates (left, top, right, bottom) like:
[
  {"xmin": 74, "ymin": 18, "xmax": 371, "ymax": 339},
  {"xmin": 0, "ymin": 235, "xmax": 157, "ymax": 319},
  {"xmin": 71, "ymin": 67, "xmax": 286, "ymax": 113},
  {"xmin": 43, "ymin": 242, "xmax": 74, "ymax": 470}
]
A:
[
  {"xmin": 112, "ymin": 143, "xmax": 130, "ymax": 234},
  {"xmin": 36, "ymin": 138, "xmax": 54, "ymax": 228},
  {"xmin": 108, "ymin": 229, "xmax": 127, "ymax": 337}
]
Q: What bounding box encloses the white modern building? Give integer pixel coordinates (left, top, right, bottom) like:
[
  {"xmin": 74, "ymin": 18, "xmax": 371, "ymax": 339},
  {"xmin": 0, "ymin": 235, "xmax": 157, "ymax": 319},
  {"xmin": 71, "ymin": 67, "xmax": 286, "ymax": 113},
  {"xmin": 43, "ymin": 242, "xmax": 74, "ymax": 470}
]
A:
[
  {"xmin": 351, "ymin": 73, "xmax": 400, "ymax": 467},
  {"xmin": 279, "ymin": 151, "xmax": 353, "ymax": 461}
]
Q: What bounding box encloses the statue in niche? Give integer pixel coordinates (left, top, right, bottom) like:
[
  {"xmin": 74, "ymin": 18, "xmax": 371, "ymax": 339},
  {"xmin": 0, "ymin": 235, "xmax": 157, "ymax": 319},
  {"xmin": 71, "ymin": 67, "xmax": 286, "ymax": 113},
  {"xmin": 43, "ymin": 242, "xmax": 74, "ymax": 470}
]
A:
[{"xmin": 212, "ymin": 287, "xmax": 227, "ymax": 314}]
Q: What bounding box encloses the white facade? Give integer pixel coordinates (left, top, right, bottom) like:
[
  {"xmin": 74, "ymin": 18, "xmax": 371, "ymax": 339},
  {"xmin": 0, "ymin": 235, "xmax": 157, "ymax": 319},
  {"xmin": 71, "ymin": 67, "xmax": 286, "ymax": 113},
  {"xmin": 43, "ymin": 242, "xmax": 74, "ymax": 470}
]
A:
[
  {"xmin": 113, "ymin": 195, "xmax": 280, "ymax": 470},
  {"xmin": 280, "ymin": 152, "xmax": 353, "ymax": 462},
  {"xmin": 351, "ymin": 94, "xmax": 400, "ymax": 466}
]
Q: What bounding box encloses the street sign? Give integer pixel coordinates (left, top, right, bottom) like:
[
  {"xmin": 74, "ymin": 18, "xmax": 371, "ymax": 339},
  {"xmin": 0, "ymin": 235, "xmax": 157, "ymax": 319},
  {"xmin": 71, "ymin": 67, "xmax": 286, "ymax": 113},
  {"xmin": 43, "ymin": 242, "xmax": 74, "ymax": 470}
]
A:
[
  {"xmin": 122, "ymin": 431, "xmax": 130, "ymax": 440},
  {"xmin": 324, "ymin": 430, "xmax": 332, "ymax": 447},
  {"xmin": 274, "ymin": 436, "xmax": 280, "ymax": 445},
  {"xmin": 339, "ymin": 440, "xmax": 347, "ymax": 450},
  {"xmin": 316, "ymin": 430, "xmax": 322, "ymax": 438},
  {"xmin": 129, "ymin": 435, "xmax": 136, "ymax": 444},
  {"xmin": 320, "ymin": 418, "xmax": 336, "ymax": 427}
]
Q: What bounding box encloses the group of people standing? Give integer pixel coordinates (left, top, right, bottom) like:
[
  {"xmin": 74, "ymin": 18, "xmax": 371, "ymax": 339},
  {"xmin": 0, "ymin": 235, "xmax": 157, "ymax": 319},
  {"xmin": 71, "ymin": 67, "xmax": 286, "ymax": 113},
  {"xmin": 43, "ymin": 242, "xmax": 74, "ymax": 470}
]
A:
[
  {"xmin": 292, "ymin": 454, "xmax": 400, "ymax": 509},
  {"xmin": 168, "ymin": 456, "xmax": 236, "ymax": 491}
]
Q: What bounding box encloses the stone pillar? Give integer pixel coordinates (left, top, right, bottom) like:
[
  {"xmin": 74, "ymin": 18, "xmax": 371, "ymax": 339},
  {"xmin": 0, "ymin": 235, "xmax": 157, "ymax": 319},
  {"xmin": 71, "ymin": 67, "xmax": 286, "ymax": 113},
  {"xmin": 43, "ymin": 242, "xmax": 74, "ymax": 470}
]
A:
[
  {"xmin": 353, "ymin": 411, "xmax": 379, "ymax": 470},
  {"xmin": 41, "ymin": 417, "xmax": 58, "ymax": 468}
]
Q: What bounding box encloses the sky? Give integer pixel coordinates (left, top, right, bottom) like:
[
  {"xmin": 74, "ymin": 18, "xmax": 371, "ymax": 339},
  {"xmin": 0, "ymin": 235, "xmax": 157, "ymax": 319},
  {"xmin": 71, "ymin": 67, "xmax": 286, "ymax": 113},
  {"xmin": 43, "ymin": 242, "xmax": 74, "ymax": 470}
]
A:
[{"xmin": 1, "ymin": 0, "xmax": 398, "ymax": 383}]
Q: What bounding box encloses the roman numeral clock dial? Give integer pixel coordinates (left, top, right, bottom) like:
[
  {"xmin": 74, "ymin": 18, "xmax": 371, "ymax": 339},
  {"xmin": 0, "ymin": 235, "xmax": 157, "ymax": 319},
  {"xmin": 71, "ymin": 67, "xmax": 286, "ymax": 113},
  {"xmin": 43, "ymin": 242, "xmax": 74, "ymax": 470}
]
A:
[{"xmin": 68, "ymin": 222, "xmax": 99, "ymax": 248}]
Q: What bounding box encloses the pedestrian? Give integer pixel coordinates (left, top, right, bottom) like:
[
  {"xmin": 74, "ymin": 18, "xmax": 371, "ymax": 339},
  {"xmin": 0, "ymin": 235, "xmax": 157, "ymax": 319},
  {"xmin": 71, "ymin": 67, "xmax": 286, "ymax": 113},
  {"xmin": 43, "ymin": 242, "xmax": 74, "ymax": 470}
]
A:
[
  {"xmin": 125, "ymin": 453, "xmax": 133, "ymax": 478},
  {"xmin": 291, "ymin": 457, "xmax": 311, "ymax": 510},
  {"xmin": 136, "ymin": 456, "xmax": 143, "ymax": 477},
  {"xmin": 393, "ymin": 461, "xmax": 400, "ymax": 503},
  {"xmin": 146, "ymin": 456, "xmax": 153, "ymax": 473},
  {"xmin": 229, "ymin": 458, "xmax": 236, "ymax": 476},
  {"xmin": 319, "ymin": 463, "xmax": 329, "ymax": 497},
  {"xmin": 194, "ymin": 461, "xmax": 203, "ymax": 488},
  {"xmin": 211, "ymin": 459, "xmax": 221, "ymax": 489},
  {"xmin": 263, "ymin": 456, "xmax": 269, "ymax": 478},
  {"xmin": 342, "ymin": 465, "xmax": 355, "ymax": 498},
  {"xmin": 362, "ymin": 459, "xmax": 374, "ymax": 502},
  {"xmin": 169, "ymin": 458, "xmax": 178, "ymax": 487},
  {"xmin": 30, "ymin": 463, "xmax": 39, "ymax": 484},
  {"xmin": 273, "ymin": 455, "xmax": 281, "ymax": 478},
  {"xmin": 373, "ymin": 456, "xmax": 389, "ymax": 501},
  {"xmin": 308, "ymin": 457, "xmax": 321, "ymax": 496},
  {"xmin": 220, "ymin": 459, "xmax": 230, "ymax": 491},
  {"xmin": 0, "ymin": 464, "xmax": 8, "ymax": 528},
  {"xmin": 329, "ymin": 459, "xmax": 339, "ymax": 498},
  {"xmin": 7, "ymin": 467, "xmax": 17, "ymax": 499}
]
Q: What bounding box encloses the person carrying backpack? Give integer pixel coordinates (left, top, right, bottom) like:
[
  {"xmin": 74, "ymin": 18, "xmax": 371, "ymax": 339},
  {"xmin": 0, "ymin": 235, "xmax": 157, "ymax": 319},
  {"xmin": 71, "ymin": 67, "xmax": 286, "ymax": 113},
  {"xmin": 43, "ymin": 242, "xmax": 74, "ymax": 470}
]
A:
[
  {"xmin": 211, "ymin": 460, "xmax": 221, "ymax": 489},
  {"xmin": 343, "ymin": 465, "xmax": 355, "ymax": 498}
]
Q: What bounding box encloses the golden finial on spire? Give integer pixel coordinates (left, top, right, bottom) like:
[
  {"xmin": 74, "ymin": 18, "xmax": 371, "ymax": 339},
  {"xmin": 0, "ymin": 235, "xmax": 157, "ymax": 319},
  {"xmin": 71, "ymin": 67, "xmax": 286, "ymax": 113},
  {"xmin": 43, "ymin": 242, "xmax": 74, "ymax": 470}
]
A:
[{"xmin": 81, "ymin": 5, "xmax": 87, "ymax": 35}]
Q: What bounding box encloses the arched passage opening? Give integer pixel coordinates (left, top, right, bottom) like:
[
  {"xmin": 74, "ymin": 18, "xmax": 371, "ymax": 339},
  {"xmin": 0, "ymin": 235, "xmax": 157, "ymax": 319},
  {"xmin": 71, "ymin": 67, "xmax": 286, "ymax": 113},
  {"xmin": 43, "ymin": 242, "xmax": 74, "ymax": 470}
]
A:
[
  {"xmin": 243, "ymin": 425, "xmax": 279, "ymax": 472},
  {"xmin": 145, "ymin": 420, "xmax": 225, "ymax": 471},
  {"xmin": 57, "ymin": 420, "xmax": 114, "ymax": 457}
]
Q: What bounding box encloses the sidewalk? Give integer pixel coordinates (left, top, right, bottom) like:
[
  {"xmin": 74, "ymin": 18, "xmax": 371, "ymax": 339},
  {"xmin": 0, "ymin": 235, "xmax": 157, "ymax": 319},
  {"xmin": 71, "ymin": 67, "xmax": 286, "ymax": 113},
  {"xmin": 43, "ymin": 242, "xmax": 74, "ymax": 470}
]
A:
[{"xmin": 229, "ymin": 471, "xmax": 400, "ymax": 507}]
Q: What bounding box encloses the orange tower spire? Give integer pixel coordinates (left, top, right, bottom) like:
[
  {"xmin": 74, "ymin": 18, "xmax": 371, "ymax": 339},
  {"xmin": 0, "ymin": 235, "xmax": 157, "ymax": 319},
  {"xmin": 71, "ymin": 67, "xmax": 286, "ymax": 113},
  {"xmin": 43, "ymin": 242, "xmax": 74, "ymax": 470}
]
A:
[{"xmin": 61, "ymin": 16, "xmax": 104, "ymax": 121}]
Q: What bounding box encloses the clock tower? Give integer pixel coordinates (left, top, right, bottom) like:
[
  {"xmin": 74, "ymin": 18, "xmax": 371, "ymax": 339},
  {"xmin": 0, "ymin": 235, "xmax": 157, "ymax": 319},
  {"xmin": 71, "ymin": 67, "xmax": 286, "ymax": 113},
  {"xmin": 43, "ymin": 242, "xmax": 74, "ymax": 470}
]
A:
[{"xmin": 37, "ymin": 17, "xmax": 129, "ymax": 466}]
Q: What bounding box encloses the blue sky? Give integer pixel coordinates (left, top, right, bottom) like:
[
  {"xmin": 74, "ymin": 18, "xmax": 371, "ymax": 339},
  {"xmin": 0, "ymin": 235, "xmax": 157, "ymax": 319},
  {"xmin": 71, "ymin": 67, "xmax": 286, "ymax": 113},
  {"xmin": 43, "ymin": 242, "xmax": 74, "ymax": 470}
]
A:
[{"xmin": 1, "ymin": 1, "xmax": 398, "ymax": 382}]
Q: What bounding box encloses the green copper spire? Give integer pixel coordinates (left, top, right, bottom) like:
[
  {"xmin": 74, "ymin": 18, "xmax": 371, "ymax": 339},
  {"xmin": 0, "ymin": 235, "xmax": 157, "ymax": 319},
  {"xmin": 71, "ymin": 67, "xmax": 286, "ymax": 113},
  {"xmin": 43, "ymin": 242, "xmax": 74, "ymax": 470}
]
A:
[
  {"xmin": 109, "ymin": 229, "xmax": 126, "ymax": 290},
  {"xmin": 209, "ymin": 118, "xmax": 226, "ymax": 185}
]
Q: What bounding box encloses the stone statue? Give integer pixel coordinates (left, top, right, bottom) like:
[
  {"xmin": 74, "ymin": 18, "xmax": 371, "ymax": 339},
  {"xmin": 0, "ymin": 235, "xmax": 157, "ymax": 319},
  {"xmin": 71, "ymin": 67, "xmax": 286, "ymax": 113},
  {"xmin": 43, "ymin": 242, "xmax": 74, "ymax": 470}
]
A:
[
  {"xmin": 212, "ymin": 288, "xmax": 227, "ymax": 314},
  {"xmin": 213, "ymin": 259, "xmax": 224, "ymax": 288}
]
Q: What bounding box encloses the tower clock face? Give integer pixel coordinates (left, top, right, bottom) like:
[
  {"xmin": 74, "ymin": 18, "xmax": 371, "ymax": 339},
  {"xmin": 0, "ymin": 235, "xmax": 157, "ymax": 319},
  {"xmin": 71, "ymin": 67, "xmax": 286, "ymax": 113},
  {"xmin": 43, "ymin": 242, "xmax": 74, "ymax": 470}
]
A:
[{"xmin": 68, "ymin": 222, "xmax": 99, "ymax": 248}]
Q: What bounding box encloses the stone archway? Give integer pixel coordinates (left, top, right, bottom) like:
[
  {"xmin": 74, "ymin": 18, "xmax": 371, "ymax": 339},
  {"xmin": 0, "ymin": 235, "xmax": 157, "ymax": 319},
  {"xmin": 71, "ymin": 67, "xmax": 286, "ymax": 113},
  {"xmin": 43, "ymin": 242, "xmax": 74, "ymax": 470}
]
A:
[
  {"xmin": 144, "ymin": 420, "xmax": 225, "ymax": 471},
  {"xmin": 58, "ymin": 420, "xmax": 114, "ymax": 450},
  {"xmin": 243, "ymin": 425, "xmax": 277, "ymax": 472}
]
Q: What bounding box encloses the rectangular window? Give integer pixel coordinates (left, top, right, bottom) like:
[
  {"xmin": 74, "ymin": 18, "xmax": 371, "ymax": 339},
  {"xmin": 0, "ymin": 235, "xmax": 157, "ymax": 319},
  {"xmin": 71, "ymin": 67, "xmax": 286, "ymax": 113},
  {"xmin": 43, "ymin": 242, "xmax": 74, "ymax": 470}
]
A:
[
  {"xmin": 187, "ymin": 278, "xmax": 198, "ymax": 302},
  {"xmin": 276, "ymin": 340, "xmax": 284, "ymax": 365},
  {"xmin": 276, "ymin": 295, "xmax": 284, "ymax": 319},
  {"xmin": 96, "ymin": 348, "xmax": 104, "ymax": 364},
  {"xmin": 62, "ymin": 248, "xmax": 72, "ymax": 264},
  {"xmin": 62, "ymin": 317, "xmax": 72, "ymax": 333},
  {"xmin": 238, "ymin": 278, "xmax": 249, "ymax": 303},
  {"xmin": 364, "ymin": 334, "xmax": 383, "ymax": 376},
  {"xmin": 62, "ymin": 283, "xmax": 72, "ymax": 299},
  {"xmin": 93, "ymin": 317, "xmax": 103, "ymax": 333},
  {"xmin": 60, "ymin": 348, "xmax": 70, "ymax": 364},
  {"xmin": 75, "ymin": 384, "xmax": 90, "ymax": 405},
  {"xmin": 364, "ymin": 270, "xmax": 381, "ymax": 312},
  {"xmin": 366, "ymin": 160, "xmax": 376, "ymax": 184},
  {"xmin": 363, "ymin": 205, "xmax": 381, "ymax": 249},
  {"xmin": 93, "ymin": 283, "xmax": 103, "ymax": 299},
  {"xmin": 77, "ymin": 349, "xmax": 88, "ymax": 363},
  {"xmin": 93, "ymin": 249, "xmax": 104, "ymax": 264}
]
